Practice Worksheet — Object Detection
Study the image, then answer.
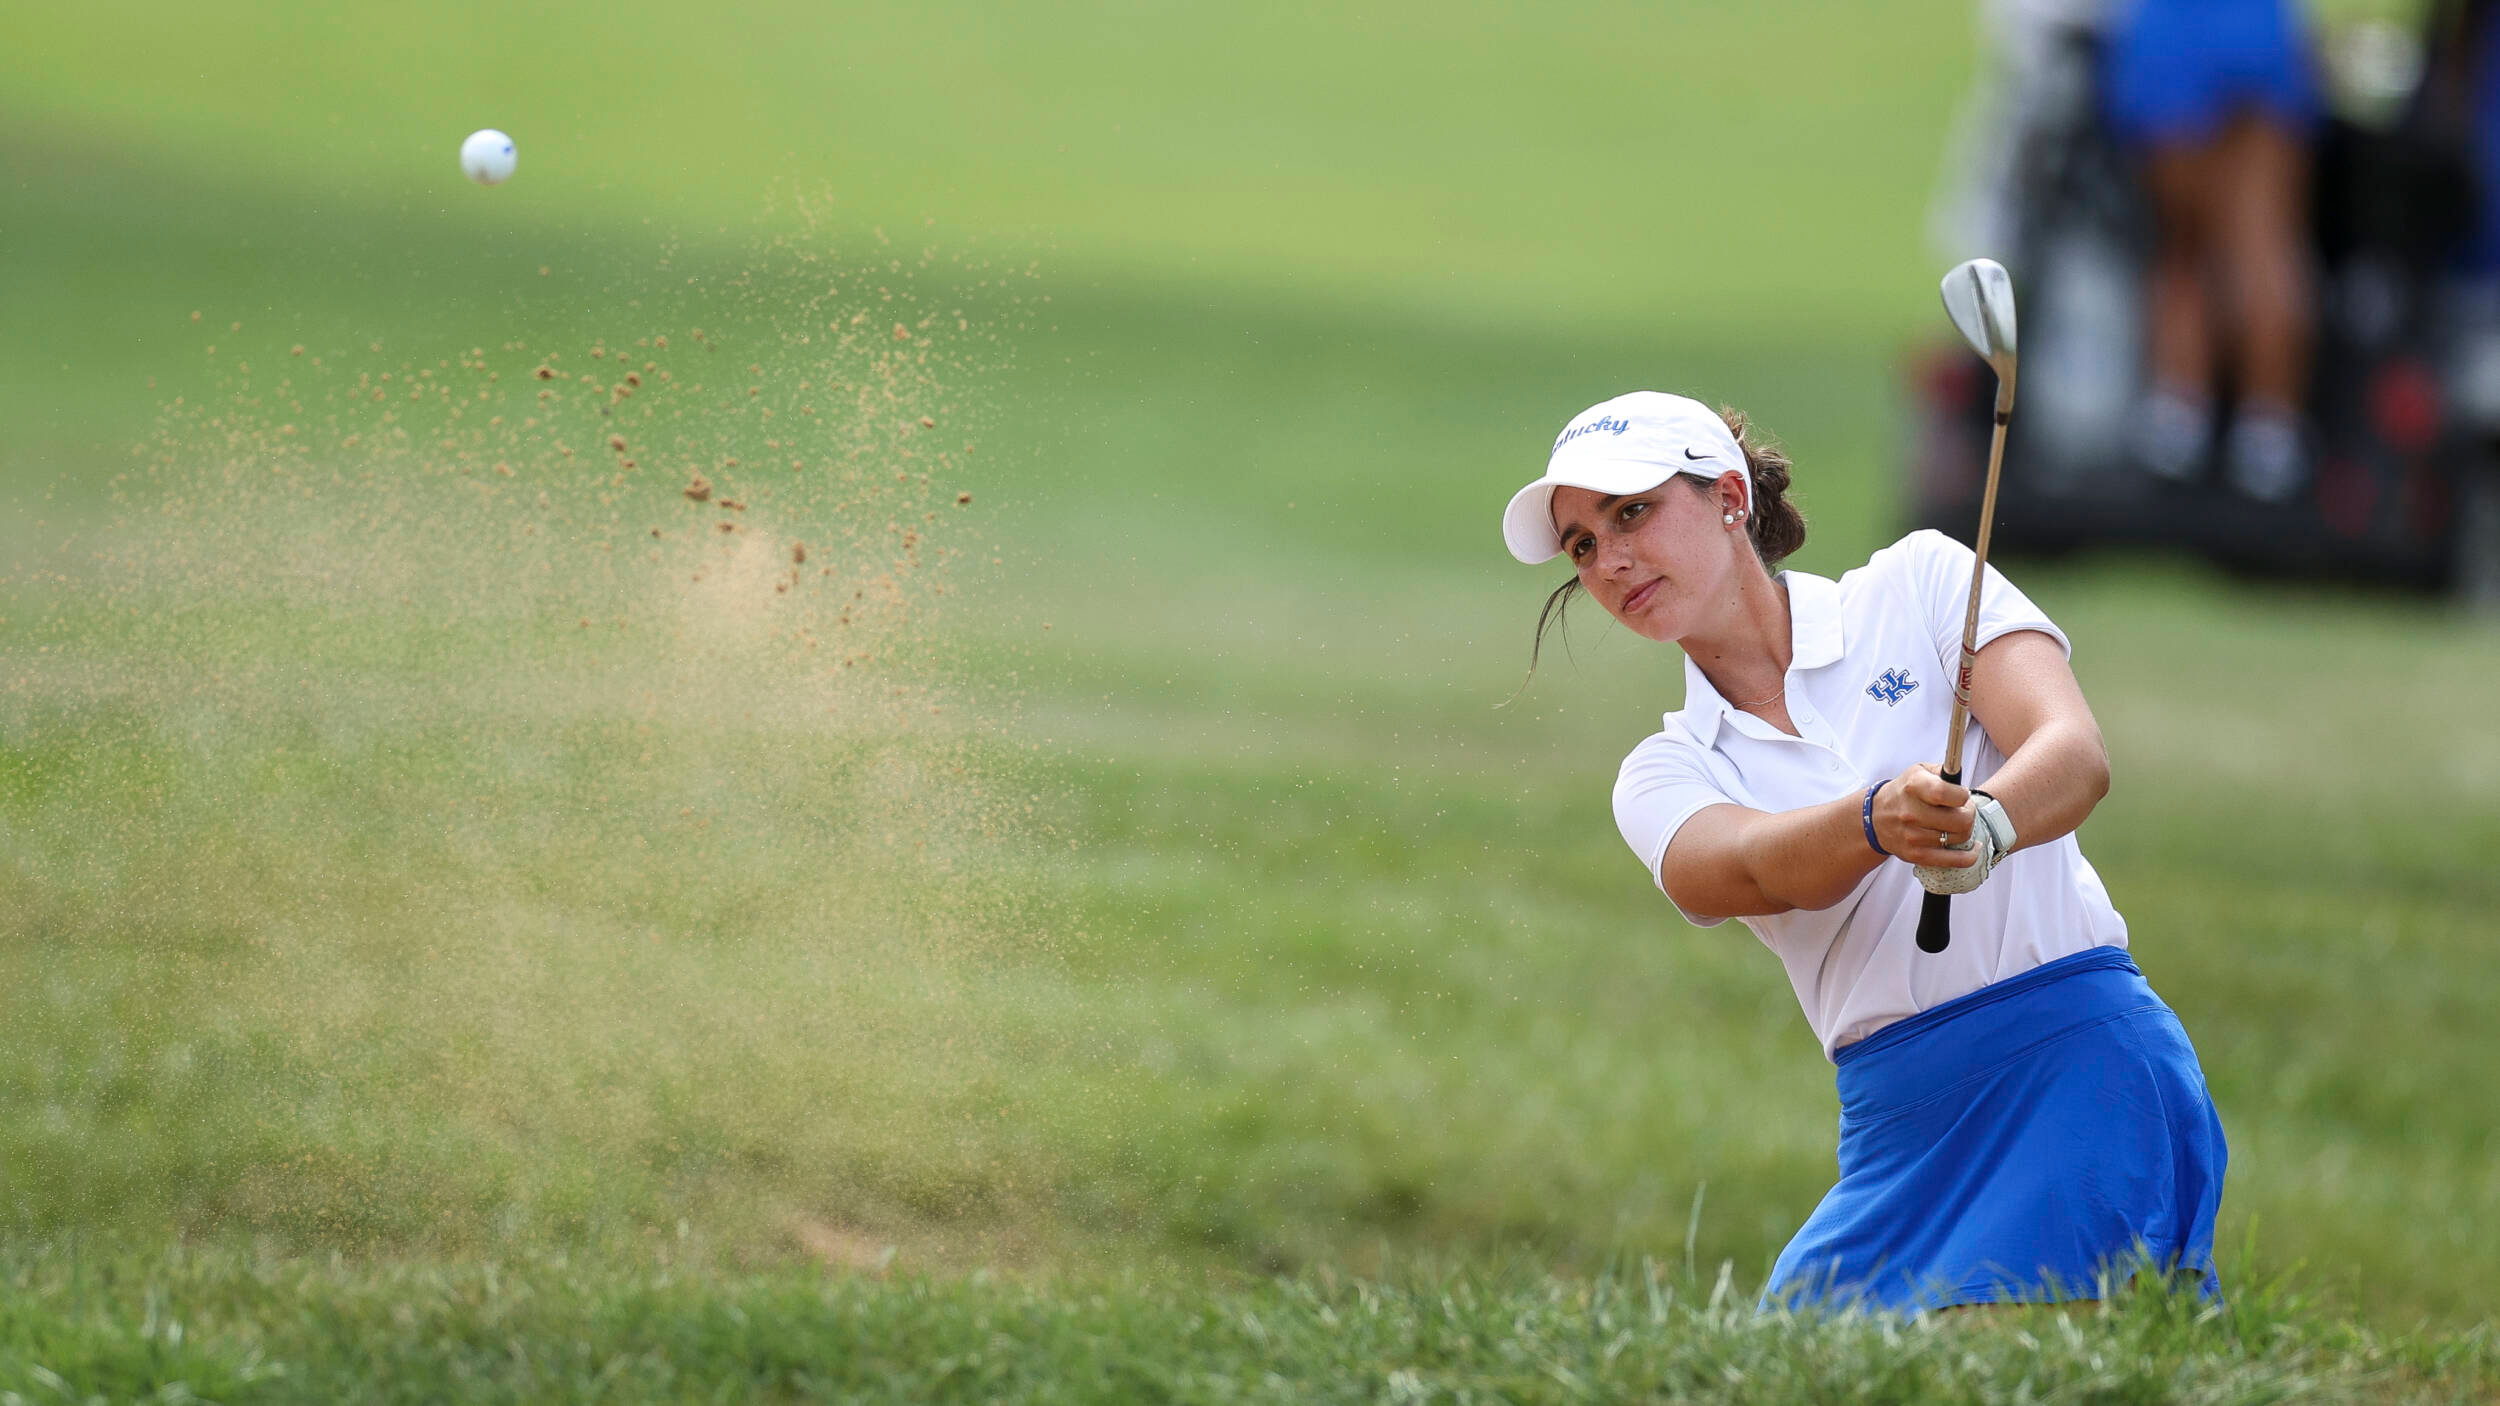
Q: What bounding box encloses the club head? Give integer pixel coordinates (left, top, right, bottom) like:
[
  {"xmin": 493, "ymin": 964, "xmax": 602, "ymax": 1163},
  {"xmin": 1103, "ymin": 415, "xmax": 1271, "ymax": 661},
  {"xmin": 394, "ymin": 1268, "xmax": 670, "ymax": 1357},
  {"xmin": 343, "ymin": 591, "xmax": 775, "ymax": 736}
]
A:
[{"xmin": 1939, "ymin": 258, "xmax": 2017, "ymax": 376}]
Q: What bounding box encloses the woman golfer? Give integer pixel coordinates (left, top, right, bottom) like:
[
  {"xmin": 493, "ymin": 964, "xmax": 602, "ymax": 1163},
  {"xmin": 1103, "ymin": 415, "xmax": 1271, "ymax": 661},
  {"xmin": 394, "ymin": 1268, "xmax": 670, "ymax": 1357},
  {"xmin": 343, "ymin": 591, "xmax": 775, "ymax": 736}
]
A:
[{"xmin": 1504, "ymin": 391, "xmax": 2227, "ymax": 1312}]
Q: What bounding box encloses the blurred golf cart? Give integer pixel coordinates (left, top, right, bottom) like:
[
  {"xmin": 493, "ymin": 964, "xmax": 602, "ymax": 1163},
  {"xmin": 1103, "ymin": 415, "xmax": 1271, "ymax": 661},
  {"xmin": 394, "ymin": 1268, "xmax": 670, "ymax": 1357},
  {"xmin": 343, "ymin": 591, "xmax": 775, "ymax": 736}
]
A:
[{"xmin": 1910, "ymin": 1, "xmax": 2500, "ymax": 604}]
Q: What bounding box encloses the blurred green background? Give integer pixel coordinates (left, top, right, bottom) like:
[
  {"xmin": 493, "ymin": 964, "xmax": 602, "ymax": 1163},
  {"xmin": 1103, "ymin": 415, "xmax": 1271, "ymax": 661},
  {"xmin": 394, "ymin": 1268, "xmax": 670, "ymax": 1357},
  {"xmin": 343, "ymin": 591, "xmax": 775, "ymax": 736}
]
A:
[{"xmin": 4, "ymin": 0, "xmax": 2495, "ymax": 1334}]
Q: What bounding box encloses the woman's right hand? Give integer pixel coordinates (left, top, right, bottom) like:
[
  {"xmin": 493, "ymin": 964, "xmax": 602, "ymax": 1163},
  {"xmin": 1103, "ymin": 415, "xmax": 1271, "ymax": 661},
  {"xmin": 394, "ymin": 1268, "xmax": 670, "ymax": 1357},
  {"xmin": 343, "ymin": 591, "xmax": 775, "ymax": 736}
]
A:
[{"xmin": 1873, "ymin": 763, "xmax": 1979, "ymax": 869}]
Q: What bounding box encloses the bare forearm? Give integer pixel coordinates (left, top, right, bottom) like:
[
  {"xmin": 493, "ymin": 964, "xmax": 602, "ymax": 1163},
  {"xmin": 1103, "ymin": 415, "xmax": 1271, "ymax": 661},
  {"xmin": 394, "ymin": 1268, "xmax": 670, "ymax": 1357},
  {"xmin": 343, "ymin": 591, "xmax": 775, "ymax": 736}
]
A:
[
  {"xmin": 1671, "ymin": 759, "xmax": 2047, "ymax": 919},
  {"xmin": 1734, "ymin": 793, "xmax": 1884, "ymax": 913},
  {"xmin": 1971, "ymin": 718, "xmax": 2109, "ymax": 852}
]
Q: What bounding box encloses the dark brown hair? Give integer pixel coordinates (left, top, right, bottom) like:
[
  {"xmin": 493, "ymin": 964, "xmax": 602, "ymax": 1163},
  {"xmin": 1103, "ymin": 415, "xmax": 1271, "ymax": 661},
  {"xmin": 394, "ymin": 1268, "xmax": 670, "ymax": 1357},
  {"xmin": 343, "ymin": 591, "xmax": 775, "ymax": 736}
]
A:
[{"xmin": 1525, "ymin": 406, "xmax": 1808, "ymax": 676}]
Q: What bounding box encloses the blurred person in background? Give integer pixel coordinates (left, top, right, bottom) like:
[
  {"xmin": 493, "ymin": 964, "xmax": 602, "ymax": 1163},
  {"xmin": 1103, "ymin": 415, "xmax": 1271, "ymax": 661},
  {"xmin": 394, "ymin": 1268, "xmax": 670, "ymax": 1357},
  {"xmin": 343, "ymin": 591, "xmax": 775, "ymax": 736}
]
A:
[
  {"xmin": 2416, "ymin": 0, "xmax": 2500, "ymax": 278},
  {"xmin": 2104, "ymin": 0, "xmax": 2323, "ymax": 501},
  {"xmin": 2414, "ymin": 0, "xmax": 2500, "ymax": 429}
]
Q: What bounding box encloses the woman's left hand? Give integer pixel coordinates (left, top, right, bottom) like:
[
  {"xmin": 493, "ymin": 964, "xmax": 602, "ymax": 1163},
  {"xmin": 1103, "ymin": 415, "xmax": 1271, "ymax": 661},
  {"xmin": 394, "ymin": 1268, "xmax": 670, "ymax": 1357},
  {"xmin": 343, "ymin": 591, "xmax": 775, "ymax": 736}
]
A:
[{"xmin": 1914, "ymin": 792, "xmax": 2016, "ymax": 894}]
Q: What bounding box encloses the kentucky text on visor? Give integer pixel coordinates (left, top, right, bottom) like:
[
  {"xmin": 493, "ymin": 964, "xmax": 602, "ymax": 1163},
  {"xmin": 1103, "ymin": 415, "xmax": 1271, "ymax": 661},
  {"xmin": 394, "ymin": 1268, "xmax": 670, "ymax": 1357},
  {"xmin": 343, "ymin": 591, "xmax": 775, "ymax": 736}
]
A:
[{"xmin": 1503, "ymin": 391, "xmax": 1753, "ymax": 565}]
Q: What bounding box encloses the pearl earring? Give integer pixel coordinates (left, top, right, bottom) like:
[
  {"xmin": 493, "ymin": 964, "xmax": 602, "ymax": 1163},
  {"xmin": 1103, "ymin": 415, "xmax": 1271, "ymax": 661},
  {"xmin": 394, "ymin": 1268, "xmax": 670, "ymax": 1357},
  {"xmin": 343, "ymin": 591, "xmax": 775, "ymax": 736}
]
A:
[{"xmin": 1723, "ymin": 513, "xmax": 1735, "ymax": 525}]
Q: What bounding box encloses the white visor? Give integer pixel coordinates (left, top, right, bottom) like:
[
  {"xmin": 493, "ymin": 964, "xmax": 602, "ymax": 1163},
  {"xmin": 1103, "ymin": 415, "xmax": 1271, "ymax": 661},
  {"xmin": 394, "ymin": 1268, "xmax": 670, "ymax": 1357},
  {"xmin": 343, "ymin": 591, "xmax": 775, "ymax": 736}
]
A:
[{"xmin": 1502, "ymin": 390, "xmax": 1753, "ymax": 564}]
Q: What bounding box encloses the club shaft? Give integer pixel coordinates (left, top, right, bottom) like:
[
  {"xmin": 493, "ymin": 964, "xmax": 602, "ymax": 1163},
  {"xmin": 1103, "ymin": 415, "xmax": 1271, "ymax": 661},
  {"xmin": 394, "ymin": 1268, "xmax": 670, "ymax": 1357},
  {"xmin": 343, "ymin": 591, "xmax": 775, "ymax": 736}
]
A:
[
  {"xmin": 1941, "ymin": 382, "xmax": 2014, "ymax": 772},
  {"xmin": 1921, "ymin": 373, "xmax": 2015, "ymax": 956}
]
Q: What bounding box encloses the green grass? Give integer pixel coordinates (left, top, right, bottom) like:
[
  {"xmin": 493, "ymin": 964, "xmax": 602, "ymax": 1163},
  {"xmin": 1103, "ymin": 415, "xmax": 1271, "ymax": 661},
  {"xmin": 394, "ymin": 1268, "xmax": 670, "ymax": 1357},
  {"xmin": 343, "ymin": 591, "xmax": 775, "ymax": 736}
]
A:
[
  {"xmin": 5, "ymin": 0, "xmax": 2498, "ymax": 1394},
  {"xmin": 6, "ymin": 271, "xmax": 2495, "ymax": 1322},
  {"xmin": 0, "ymin": 1, "xmax": 1971, "ymax": 349},
  {"xmin": 0, "ymin": 1243, "xmax": 2491, "ymax": 1404}
]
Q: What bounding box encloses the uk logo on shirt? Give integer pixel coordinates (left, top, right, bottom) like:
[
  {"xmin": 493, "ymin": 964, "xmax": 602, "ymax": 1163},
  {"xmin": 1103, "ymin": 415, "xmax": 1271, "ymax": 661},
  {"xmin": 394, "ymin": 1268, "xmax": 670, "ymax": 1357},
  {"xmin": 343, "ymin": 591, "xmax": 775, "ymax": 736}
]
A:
[{"xmin": 1866, "ymin": 668, "xmax": 1919, "ymax": 706}]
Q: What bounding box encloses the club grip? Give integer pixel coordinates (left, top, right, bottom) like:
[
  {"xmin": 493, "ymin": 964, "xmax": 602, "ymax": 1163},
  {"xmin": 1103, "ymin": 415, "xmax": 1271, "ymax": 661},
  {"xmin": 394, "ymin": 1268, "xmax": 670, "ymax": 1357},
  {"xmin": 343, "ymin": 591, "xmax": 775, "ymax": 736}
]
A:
[
  {"xmin": 1915, "ymin": 892, "xmax": 1953, "ymax": 953},
  {"xmin": 1914, "ymin": 766, "xmax": 1961, "ymax": 953}
]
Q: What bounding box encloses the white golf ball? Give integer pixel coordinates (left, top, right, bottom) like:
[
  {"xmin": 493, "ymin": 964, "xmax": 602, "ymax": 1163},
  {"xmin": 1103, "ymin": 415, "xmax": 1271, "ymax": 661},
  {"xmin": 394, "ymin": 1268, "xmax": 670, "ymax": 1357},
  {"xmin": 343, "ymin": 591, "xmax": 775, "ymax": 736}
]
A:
[{"xmin": 460, "ymin": 129, "xmax": 517, "ymax": 186}]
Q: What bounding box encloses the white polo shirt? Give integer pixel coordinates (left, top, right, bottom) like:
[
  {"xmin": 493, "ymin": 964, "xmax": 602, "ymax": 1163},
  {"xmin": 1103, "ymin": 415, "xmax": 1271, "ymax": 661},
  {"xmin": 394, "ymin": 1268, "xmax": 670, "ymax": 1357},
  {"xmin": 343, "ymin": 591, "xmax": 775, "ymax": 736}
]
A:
[{"xmin": 1612, "ymin": 530, "xmax": 2128, "ymax": 1059}]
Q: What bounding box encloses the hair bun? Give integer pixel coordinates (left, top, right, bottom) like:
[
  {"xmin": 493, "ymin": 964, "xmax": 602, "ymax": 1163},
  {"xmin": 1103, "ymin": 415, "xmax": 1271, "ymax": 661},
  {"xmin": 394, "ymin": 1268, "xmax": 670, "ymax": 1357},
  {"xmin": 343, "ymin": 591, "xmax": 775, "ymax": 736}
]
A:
[{"xmin": 1719, "ymin": 407, "xmax": 1807, "ymax": 568}]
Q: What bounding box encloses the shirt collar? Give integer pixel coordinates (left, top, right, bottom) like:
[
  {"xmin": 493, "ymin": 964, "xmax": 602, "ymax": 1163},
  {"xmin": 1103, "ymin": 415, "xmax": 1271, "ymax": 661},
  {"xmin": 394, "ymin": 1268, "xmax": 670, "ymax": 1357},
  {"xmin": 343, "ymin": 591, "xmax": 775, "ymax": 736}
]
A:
[{"xmin": 1675, "ymin": 570, "xmax": 1845, "ymax": 746}]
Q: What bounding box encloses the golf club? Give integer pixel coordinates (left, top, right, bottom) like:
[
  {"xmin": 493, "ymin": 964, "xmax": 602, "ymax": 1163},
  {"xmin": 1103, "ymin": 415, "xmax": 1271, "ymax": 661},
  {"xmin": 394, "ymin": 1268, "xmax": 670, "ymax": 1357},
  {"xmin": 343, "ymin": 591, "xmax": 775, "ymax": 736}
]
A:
[{"xmin": 1917, "ymin": 257, "xmax": 2018, "ymax": 955}]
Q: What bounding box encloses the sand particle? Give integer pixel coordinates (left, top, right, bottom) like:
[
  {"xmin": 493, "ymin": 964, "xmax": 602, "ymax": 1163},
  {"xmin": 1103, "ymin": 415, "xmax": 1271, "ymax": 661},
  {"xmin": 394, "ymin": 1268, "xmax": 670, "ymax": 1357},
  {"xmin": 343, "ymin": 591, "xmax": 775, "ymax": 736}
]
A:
[
  {"xmin": 608, "ymin": 435, "xmax": 628, "ymax": 453},
  {"xmin": 683, "ymin": 474, "xmax": 713, "ymax": 502},
  {"xmin": 956, "ymin": 492, "xmax": 973, "ymax": 506}
]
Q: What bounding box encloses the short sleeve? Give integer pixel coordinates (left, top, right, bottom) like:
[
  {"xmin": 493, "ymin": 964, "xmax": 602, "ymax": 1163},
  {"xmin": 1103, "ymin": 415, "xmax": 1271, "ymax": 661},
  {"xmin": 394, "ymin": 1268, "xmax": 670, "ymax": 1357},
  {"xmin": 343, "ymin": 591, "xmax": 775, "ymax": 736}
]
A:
[
  {"xmin": 1882, "ymin": 529, "xmax": 2069, "ymax": 667},
  {"xmin": 1612, "ymin": 731, "xmax": 1739, "ymax": 928}
]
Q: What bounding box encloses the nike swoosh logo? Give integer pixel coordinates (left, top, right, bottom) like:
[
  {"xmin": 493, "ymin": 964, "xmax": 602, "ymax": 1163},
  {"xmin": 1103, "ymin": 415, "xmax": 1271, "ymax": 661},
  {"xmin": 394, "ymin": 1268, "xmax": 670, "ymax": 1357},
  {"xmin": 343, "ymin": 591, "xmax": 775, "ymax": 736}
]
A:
[{"xmin": 1683, "ymin": 448, "xmax": 1708, "ymax": 460}]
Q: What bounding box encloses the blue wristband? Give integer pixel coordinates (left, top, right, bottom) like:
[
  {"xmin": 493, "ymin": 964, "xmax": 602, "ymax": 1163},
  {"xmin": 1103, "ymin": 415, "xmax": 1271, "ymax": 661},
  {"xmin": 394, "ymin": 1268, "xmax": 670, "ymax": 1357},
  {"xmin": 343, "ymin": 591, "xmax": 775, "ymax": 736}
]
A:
[{"xmin": 1862, "ymin": 782, "xmax": 1891, "ymax": 857}]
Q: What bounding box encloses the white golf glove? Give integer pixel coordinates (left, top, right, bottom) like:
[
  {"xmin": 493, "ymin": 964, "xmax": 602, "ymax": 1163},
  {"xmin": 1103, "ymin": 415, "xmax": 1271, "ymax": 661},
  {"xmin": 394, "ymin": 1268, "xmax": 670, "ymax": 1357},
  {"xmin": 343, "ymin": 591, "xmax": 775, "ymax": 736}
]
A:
[{"xmin": 1915, "ymin": 791, "xmax": 2016, "ymax": 895}]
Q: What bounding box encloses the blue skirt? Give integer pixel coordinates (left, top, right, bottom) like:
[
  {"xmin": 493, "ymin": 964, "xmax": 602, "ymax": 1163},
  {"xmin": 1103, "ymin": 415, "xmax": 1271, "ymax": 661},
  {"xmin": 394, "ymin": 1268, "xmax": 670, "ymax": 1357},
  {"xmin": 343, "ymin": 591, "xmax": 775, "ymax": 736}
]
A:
[{"xmin": 1763, "ymin": 947, "xmax": 2227, "ymax": 1313}]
